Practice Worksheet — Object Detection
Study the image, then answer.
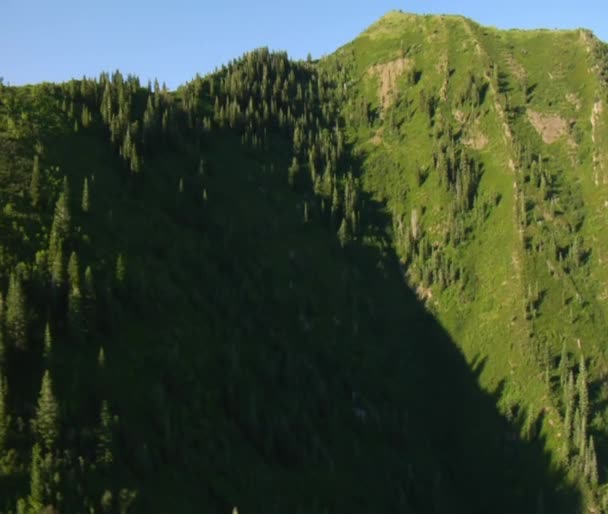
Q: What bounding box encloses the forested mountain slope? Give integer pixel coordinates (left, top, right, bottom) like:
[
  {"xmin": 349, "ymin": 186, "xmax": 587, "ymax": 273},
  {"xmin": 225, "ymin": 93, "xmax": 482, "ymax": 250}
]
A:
[{"xmin": 0, "ymin": 10, "xmax": 606, "ymax": 514}]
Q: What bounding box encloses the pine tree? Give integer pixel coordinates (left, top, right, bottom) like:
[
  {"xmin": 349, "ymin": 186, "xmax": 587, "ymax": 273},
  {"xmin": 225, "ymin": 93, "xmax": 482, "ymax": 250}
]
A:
[
  {"xmin": 28, "ymin": 443, "xmax": 45, "ymax": 512},
  {"xmin": 0, "ymin": 291, "xmax": 4, "ymax": 364},
  {"xmin": 81, "ymin": 177, "xmax": 90, "ymax": 213},
  {"xmin": 51, "ymin": 190, "xmax": 71, "ymax": 242},
  {"xmin": 121, "ymin": 127, "xmax": 132, "ymax": 160},
  {"xmin": 573, "ymin": 407, "xmax": 582, "ymax": 451},
  {"xmin": 68, "ymin": 252, "xmax": 80, "ymax": 292},
  {"xmin": 578, "ymin": 355, "xmax": 589, "ymax": 422},
  {"xmin": 30, "ymin": 155, "xmax": 41, "ymax": 207},
  {"xmin": 49, "ymin": 238, "xmax": 64, "ymax": 288},
  {"xmin": 68, "ymin": 252, "xmax": 83, "ymax": 341},
  {"xmin": 564, "ymin": 370, "xmax": 575, "ymax": 417},
  {"xmin": 98, "ymin": 346, "xmax": 106, "ymax": 369},
  {"xmin": 130, "ymin": 145, "xmax": 141, "ymax": 173},
  {"xmin": 101, "ymin": 490, "xmax": 113, "ymax": 513},
  {"xmin": 337, "ymin": 217, "xmax": 351, "ymax": 247},
  {"xmin": 6, "ymin": 272, "xmax": 27, "ymax": 350},
  {"xmin": 62, "ymin": 175, "xmax": 70, "ymax": 203},
  {"xmin": 308, "ymin": 156, "xmax": 317, "ymax": 183},
  {"xmin": 588, "ymin": 435, "xmax": 599, "ymax": 486},
  {"xmin": 0, "ymin": 373, "xmax": 7, "ymax": 449},
  {"xmin": 288, "ymin": 157, "xmax": 299, "ymax": 189},
  {"xmin": 16, "ymin": 499, "xmax": 27, "ymax": 514},
  {"xmin": 331, "ymin": 185, "xmax": 341, "ymax": 224},
  {"xmin": 97, "ymin": 400, "xmax": 114, "ymax": 465},
  {"xmin": 580, "ymin": 411, "xmax": 587, "ymax": 456},
  {"xmin": 559, "ymin": 340, "xmax": 568, "ymax": 389},
  {"xmin": 34, "ymin": 370, "xmax": 59, "ymax": 450},
  {"xmin": 44, "ymin": 321, "xmax": 52, "ymax": 360},
  {"xmin": 116, "ymin": 254, "xmax": 126, "ymax": 284},
  {"xmin": 83, "ymin": 266, "xmax": 96, "ymax": 332}
]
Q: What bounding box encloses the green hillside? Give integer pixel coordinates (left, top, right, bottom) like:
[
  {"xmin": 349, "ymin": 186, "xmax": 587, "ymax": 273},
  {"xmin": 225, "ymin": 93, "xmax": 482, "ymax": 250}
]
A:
[{"xmin": 0, "ymin": 10, "xmax": 607, "ymax": 513}]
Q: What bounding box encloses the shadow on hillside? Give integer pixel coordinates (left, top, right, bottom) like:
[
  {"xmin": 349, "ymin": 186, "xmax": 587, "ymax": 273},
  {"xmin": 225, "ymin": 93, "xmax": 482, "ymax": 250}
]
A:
[
  {"xmin": 338, "ymin": 185, "xmax": 581, "ymax": 514},
  {"xmin": 192, "ymin": 130, "xmax": 584, "ymax": 514},
  {"xmin": 111, "ymin": 127, "xmax": 582, "ymax": 513}
]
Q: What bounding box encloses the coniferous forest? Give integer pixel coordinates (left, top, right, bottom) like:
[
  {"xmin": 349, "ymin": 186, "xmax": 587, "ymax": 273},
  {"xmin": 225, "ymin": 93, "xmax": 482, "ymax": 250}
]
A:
[{"xmin": 1, "ymin": 10, "xmax": 608, "ymax": 513}]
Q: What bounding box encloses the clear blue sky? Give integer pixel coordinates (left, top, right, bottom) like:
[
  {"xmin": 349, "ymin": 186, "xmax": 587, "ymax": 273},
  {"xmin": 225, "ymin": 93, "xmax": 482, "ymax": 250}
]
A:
[{"xmin": 1, "ymin": 0, "xmax": 606, "ymax": 89}]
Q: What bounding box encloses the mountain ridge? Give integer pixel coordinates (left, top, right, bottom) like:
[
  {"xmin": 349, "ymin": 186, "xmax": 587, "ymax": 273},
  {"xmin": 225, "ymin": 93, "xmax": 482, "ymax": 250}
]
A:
[{"xmin": 0, "ymin": 11, "xmax": 607, "ymax": 513}]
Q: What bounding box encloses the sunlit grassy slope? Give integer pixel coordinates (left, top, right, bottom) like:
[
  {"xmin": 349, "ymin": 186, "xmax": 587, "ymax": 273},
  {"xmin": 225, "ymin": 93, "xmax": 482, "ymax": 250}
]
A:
[{"xmin": 321, "ymin": 10, "xmax": 608, "ymax": 507}]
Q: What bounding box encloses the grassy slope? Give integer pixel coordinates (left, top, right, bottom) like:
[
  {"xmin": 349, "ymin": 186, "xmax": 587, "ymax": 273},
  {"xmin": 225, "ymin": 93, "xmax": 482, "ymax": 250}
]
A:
[{"xmin": 325, "ymin": 10, "xmax": 608, "ymax": 500}]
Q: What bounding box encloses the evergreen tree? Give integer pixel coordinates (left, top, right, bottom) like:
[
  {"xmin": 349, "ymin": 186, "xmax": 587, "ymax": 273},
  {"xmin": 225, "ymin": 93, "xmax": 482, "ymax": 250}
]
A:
[
  {"xmin": 588, "ymin": 436, "xmax": 599, "ymax": 486},
  {"xmin": 68, "ymin": 252, "xmax": 83, "ymax": 341},
  {"xmin": 98, "ymin": 346, "xmax": 106, "ymax": 369},
  {"xmin": 84, "ymin": 266, "xmax": 96, "ymax": 332},
  {"xmin": 0, "ymin": 373, "xmax": 7, "ymax": 450},
  {"xmin": 130, "ymin": 145, "xmax": 141, "ymax": 173},
  {"xmin": 331, "ymin": 184, "xmax": 341, "ymax": 224},
  {"xmin": 564, "ymin": 385, "xmax": 573, "ymax": 449},
  {"xmin": 337, "ymin": 217, "xmax": 351, "ymax": 247},
  {"xmin": 559, "ymin": 340, "xmax": 568, "ymax": 388},
  {"xmin": 81, "ymin": 105, "xmax": 90, "ymax": 127},
  {"xmin": 0, "ymin": 292, "xmax": 4, "ymax": 364},
  {"xmin": 16, "ymin": 499, "xmax": 27, "ymax": 514},
  {"xmin": 101, "ymin": 490, "xmax": 113, "ymax": 513},
  {"xmin": 49, "ymin": 239, "xmax": 64, "ymax": 288},
  {"xmin": 288, "ymin": 157, "xmax": 299, "ymax": 189},
  {"xmin": 34, "ymin": 370, "xmax": 59, "ymax": 450},
  {"xmin": 578, "ymin": 355, "xmax": 589, "ymax": 422},
  {"xmin": 116, "ymin": 254, "xmax": 126, "ymax": 284},
  {"xmin": 84, "ymin": 266, "xmax": 95, "ymax": 299},
  {"xmin": 6, "ymin": 271, "xmax": 27, "ymax": 350},
  {"xmin": 68, "ymin": 251, "xmax": 80, "ymax": 292},
  {"xmin": 51, "ymin": 190, "xmax": 71, "ymax": 242},
  {"xmin": 62, "ymin": 175, "xmax": 70, "ymax": 205},
  {"xmin": 28, "ymin": 443, "xmax": 45, "ymax": 512},
  {"xmin": 573, "ymin": 407, "xmax": 582, "ymax": 451},
  {"xmin": 97, "ymin": 400, "xmax": 114, "ymax": 465},
  {"xmin": 81, "ymin": 177, "xmax": 90, "ymax": 213},
  {"xmin": 30, "ymin": 155, "xmax": 41, "ymax": 207},
  {"xmin": 44, "ymin": 321, "xmax": 52, "ymax": 360}
]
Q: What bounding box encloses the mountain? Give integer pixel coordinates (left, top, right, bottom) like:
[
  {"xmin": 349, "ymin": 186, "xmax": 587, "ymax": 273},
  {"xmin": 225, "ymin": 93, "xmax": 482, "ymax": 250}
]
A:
[{"xmin": 0, "ymin": 10, "xmax": 607, "ymax": 513}]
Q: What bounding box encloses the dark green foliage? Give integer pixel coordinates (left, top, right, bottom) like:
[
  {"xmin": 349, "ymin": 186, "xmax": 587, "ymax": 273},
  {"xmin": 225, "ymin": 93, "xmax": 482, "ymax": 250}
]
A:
[
  {"xmin": 81, "ymin": 177, "xmax": 90, "ymax": 213},
  {"xmin": 5, "ymin": 271, "xmax": 27, "ymax": 350},
  {"xmin": 97, "ymin": 400, "xmax": 114, "ymax": 466},
  {"xmin": 0, "ymin": 292, "xmax": 5, "ymax": 364},
  {"xmin": 43, "ymin": 321, "xmax": 52, "ymax": 360},
  {"xmin": 577, "ymin": 356, "xmax": 589, "ymax": 423},
  {"xmin": 83, "ymin": 265, "xmax": 96, "ymax": 332},
  {"xmin": 34, "ymin": 371, "xmax": 59, "ymax": 451},
  {"xmin": 337, "ymin": 216, "xmax": 351, "ymax": 247},
  {"xmin": 28, "ymin": 444, "xmax": 45, "ymax": 511},
  {"xmin": 287, "ymin": 156, "xmax": 299, "ymax": 189},
  {"xmin": 0, "ymin": 374, "xmax": 7, "ymax": 450},
  {"xmin": 30, "ymin": 154, "xmax": 41, "ymax": 207},
  {"xmin": 67, "ymin": 252, "xmax": 83, "ymax": 341},
  {"xmin": 115, "ymin": 253, "xmax": 126, "ymax": 284},
  {"xmin": 97, "ymin": 346, "xmax": 105, "ymax": 369}
]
